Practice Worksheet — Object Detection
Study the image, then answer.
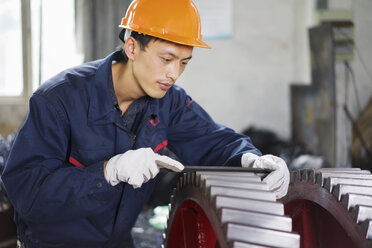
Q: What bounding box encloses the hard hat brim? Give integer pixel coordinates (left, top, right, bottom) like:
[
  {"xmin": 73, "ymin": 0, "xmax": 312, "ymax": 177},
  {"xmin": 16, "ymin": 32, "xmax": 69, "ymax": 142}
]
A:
[{"xmin": 119, "ymin": 26, "xmax": 211, "ymax": 49}]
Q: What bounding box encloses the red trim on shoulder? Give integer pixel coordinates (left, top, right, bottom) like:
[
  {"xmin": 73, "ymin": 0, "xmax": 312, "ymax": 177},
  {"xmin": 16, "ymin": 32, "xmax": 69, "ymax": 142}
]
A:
[
  {"xmin": 154, "ymin": 140, "xmax": 168, "ymax": 153},
  {"xmin": 186, "ymin": 99, "xmax": 194, "ymax": 107},
  {"xmin": 150, "ymin": 118, "xmax": 160, "ymax": 126},
  {"xmin": 69, "ymin": 156, "xmax": 86, "ymax": 168}
]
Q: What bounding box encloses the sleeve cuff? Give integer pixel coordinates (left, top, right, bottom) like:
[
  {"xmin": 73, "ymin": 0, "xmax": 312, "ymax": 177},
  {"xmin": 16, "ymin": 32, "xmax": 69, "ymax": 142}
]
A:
[{"xmin": 85, "ymin": 161, "xmax": 121, "ymax": 196}]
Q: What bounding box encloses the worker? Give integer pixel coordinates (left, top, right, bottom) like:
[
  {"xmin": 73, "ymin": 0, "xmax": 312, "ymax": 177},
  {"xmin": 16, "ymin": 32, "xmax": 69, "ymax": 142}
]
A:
[{"xmin": 1, "ymin": 0, "xmax": 290, "ymax": 247}]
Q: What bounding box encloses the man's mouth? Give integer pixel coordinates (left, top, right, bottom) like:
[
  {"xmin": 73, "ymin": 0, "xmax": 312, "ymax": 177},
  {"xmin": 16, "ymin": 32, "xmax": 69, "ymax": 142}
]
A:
[{"xmin": 157, "ymin": 82, "xmax": 172, "ymax": 91}]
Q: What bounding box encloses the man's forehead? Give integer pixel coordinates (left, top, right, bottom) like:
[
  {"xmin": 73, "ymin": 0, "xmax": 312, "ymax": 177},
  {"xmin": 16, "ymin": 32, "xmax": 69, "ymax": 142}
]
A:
[{"xmin": 147, "ymin": 39, "xmax": 194, "ymax": 57}]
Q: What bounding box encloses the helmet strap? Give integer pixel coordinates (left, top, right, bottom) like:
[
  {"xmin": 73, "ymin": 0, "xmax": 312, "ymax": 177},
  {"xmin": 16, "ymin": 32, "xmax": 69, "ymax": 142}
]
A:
[{"xmin": 124, "ymin": 30, "xmax": 132, "ymax": 41}]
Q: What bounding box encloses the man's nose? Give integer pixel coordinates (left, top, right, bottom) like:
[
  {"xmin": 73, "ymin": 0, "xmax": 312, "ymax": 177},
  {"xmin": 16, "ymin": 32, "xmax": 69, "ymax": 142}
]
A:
[{"xmin": 166, "ymin": 63, "xmax": 180, "ymax": 82}]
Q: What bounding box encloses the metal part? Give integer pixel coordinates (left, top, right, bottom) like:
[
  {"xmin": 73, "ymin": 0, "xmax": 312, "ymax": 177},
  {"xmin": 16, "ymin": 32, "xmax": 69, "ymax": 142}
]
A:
[
  {"xmin": 361, "ymin": 220, "xmax": 372, "ymax": 239},
  {"xmin": 209, "ymin": 186, "xmax": 276, "ymax": 201},
  {"xmin": 324, "ymin": 177, "xmax": 372, "ymax": 192},
  {"xmin": 341, "ymin": 193, "xmax": 372, "ymax": 211},
  {"xmin": 204, "ymin": 179, "xmax": 269, "ymax": 191},
  {"xmin": 0, "ymin": 205, "xmax": 17, "ymax": 248},
  {"xmin": 220, "ymin": 208, "xmax": 292, "ymax": 231},
  {"xmin": 315, "ymin": 171, "xmax": 372, "ymax": 186},
  {"xmin": 282, "ymin": 168, "xmax": 372, "ymax": 248},
  {"xmin": 333, "ymin": 184, "xmax": 372, "ymax": 200},
  {"xmin": 225, "ymin": 223, "xmax": 300, "ymax": 248},
  {"xmin": 215, "ymin": 196, "xmax": 284, "ymax": 215},
  {"xmin": 307, "ymin": 169, "xmax": 371, "ymax": 185},
  {"xmin": 0, "ymin": 181, "xmax": 17, "ymax": 248},
  {"xmin": 164, "ymin": 170, "xmax": 300, "ymax": 248},
  {"xmin": 351, "ymin": 205, "xmax": 372, "ymax": 223},
  {"xmin": 161, "ymin": 166, "xmax": 271, "ymax": 173},
  {"xmin": 231, "ymin": 241, "xmax": 270, "ymax": 248},
  {"xmin": 199, "ymin": 174, "xmax": 261, "ymax": 183}
]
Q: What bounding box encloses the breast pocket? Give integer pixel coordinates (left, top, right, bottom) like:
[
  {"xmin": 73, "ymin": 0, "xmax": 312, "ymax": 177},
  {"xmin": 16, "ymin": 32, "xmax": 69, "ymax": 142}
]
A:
[
  {"xmin": 69, "ymin": 144, "xmax": 113, "ymax": 168},
  {"xmin": 136, "ymin": 120, "xmax": 168, "ymax": 154}
]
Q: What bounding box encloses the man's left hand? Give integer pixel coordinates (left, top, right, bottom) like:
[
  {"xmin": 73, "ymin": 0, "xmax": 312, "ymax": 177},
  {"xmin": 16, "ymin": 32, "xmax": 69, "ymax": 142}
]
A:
[{"xmin": 241, "ymin": 153, "xmax": 290, "ymax": 199}]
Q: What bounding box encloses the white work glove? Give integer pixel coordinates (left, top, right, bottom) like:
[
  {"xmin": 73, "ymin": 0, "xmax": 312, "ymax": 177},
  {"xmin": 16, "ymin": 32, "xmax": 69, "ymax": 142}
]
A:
[
  {"xmin": 241, "ymin": 153, "xmax": 290, "ymax": 199},
  {"xmin": 105, "ymin": 148, "xmax": 184, "ymax": 188}
]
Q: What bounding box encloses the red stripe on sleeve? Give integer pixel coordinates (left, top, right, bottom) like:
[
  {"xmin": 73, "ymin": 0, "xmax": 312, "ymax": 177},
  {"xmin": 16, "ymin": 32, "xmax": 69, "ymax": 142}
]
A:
[
  {"xmin": 154, "ymin": 140, "xmax": 168, "ymax": 153},
  {"xmin": 69, "ymin": 156, "xmax": 86, "ymax": 168},
  {"xmin": 186, "ymin": 99, "xmax": 194, "ymax": 107}
]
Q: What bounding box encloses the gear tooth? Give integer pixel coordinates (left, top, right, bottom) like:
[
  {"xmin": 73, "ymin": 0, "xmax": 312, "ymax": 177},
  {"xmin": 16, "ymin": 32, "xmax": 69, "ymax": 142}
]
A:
[
  {"xmin": 203, "ymin": 180, "xmax": 209, "ymax": 196},
  {"xmin": 172, "ymin": 188, "xmax": 177, "ymax": 196},
  {"xmin": 308, "ymin": 169, "xmax": 316, "ymax": 184},
  {"xmin": 295, "ymin": 170, "xmax": 302, "ymax": 182},
  {"xmin": 168, "ymin": 203, "xmax": 172, "ymax": 212},
  {"xmin": 201, "ymin": 176, "xmax": 207, "ymax": 191},
  {"xmin": 207, "ymin": 185, "xmax": 212, "ymax": 200},
  {"xmin": 180, "ymin": 177, "xmax": 184, "ymax": 187},
  {"xmin": 195, "ymin": 174, "xmax": 200, "ymax": 186},
  {"xmin": 305, "ymin": 169, "xmax": 312, "ymax": 182},
  {"xmin": 290, "ymin": 171, "xmax": 295, "ymax": 184},
  {"xmin": 315, "ymin": 172, "xmax": 324, "ymax": 186},
  {"xmin": 300, "ymin": 170, "xmax": 307, "ymax": 181}
]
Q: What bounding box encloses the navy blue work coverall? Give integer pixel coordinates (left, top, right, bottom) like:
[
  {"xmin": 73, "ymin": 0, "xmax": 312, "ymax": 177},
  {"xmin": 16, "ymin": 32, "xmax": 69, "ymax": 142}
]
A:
[{"xmin": 1, "ymin": 51, "xmax": 261, "ymax": 248}]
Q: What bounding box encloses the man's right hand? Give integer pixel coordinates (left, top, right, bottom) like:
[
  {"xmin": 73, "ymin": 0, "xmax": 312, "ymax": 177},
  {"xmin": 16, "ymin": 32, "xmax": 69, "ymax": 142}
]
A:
[{"xmin": 104, "ymin": 148, "xmax": 184, "ymax": 188}]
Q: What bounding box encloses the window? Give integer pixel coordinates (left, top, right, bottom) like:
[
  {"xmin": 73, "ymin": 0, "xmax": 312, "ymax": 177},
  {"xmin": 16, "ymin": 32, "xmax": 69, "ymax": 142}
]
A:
[
  {"xmin": 0, "ymin": 0, "xmax": 23, "ymax": 96},
  {"xmin": 32, "ymin": 0, "xmax": 82, "ymax": 88},
  {"xmin": 0, "ymin": 0, "xmax": 82, "ymax": 98}
]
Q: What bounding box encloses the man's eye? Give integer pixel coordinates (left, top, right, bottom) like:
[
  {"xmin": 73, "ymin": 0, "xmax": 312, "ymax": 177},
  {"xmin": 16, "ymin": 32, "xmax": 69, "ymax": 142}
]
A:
[{"xmin": 161, "ymin": 57, "xmax": 171, "ymax": 62}]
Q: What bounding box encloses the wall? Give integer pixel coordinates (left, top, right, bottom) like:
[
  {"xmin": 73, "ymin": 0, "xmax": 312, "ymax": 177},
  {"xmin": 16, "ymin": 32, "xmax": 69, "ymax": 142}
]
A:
[{"xmin": 177, "ymin": 0, "xmax": 314, "ymax": 139}]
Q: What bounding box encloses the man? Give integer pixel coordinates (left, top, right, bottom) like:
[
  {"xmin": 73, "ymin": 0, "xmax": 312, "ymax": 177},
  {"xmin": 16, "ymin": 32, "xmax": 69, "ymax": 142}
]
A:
[{"xmin": 1, "ymin": 0, "xmax": 289, "ymax": 247}]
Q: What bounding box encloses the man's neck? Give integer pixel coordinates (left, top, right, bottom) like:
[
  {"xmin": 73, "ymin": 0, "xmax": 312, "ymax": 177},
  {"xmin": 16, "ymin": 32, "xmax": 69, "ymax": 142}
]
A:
[{"xmin": 112, "ymin": 62, "xmax": 145, "ymax": 114}]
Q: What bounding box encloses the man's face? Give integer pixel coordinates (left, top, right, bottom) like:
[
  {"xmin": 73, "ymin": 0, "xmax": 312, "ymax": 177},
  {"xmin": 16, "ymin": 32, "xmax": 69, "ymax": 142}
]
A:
[{"xmin": 132, "ymin": 39, "xmax": 193, "ymax": 99}]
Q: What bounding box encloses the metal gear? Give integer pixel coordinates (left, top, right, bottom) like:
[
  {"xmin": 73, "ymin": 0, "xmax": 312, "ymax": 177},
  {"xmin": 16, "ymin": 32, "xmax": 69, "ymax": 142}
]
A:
[
  {"xmin": 164, "ymin": 167, "xmax": 372, "ymax": 248},
  {"xmin": 163, "ymin": 170, "xmax": 300, "ymax": 248},
  {"xmin": 282, "ymin": 168, "xmax": 372, "ymax": 248}
]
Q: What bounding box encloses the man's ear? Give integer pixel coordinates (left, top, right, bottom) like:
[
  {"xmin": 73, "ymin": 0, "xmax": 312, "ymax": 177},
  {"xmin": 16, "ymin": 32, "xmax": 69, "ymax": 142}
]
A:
[{"xmin": 124, "ymin": 36, "xmax": 137, "ymax": 61}]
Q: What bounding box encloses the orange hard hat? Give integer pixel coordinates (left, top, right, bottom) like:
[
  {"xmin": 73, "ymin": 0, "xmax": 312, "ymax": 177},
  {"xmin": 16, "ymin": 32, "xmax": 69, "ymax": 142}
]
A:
[{"xmin": 119, "ymin": 0, "xmax": 211, "ymax": 49}]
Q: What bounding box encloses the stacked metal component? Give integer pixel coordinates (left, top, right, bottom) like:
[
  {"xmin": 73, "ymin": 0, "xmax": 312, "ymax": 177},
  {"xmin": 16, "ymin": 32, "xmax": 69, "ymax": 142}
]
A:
[
  {"xmin": 0, "ymin": 183, "xmax": 17, "ymax": 248},
  {"xmin": 0, "ymin": 134, "xmax": 17, "ymax": 248},
  {"xmin": 290, "ymin": 168, "xmax": 372, "ymax": 245},
  {"xmin": 164, "ymin": 170, "xmax": 300, "ymax": 248}
]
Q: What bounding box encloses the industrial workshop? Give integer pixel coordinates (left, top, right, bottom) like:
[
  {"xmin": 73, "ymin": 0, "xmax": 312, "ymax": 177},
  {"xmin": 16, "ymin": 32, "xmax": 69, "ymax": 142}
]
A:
[{"xmin": 1, "ymin": 0, "xmax": 372, "ymax": 247}]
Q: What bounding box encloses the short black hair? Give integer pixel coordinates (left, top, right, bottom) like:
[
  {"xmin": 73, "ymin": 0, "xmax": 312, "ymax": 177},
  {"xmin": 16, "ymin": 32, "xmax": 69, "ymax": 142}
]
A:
[{"xmin": 117, "ymin": 29, "xmax": 159, "ymax": 63}]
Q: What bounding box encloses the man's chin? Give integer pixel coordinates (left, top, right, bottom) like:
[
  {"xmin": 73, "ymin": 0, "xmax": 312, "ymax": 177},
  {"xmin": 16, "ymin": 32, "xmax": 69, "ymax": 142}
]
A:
[{"xmin": 147, "ymin": 90, "xmax": 168, "ymax": 99}]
